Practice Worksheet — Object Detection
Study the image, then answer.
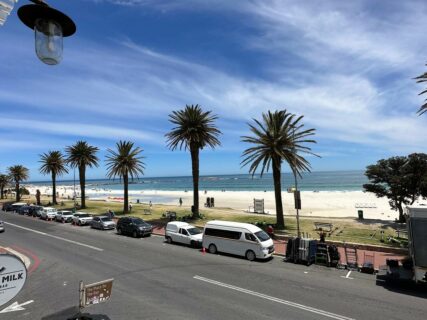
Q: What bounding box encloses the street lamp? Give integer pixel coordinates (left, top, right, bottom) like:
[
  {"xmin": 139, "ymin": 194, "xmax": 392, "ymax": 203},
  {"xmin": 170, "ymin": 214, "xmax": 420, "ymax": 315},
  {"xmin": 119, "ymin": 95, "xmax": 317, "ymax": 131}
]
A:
[{"xmin": 17, "ymin": 0, "xmax": 76, "ymax": 65}]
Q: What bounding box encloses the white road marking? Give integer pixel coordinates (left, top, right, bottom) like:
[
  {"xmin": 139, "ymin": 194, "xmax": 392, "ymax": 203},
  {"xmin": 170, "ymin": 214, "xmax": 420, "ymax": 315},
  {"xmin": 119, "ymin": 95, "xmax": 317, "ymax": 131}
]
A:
[
  {"xmin": 341, "ymin": 271, "xmax": 354, "ymax": 280},
  {"xmin": 194, "ymin": 275, "xmax": 355, "ymax": 320},
  {"xmin": 0, "ymin": 300, "xmax": 34, "ymax": 313},
  {"xmin": 4, "ymin": 222, "xmax": 104, "ymax": 252}
]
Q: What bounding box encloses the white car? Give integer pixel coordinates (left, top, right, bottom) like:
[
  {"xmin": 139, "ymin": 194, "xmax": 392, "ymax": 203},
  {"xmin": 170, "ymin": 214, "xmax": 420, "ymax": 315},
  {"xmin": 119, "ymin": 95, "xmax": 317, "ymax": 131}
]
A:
[
  {"xmin": 72, "ymin": 212, "xmax": 93, "ymax": 226},
  {"xmin": 55, "ymin": 210, "xmax": 74, "ymax": 223},
  {"xmin": 40, "ymin": 207, "xmax": 58, "ymax": 220},
  {"xmin": 165, "ymin": 221, "xmax": 203, "ymax": 247}
]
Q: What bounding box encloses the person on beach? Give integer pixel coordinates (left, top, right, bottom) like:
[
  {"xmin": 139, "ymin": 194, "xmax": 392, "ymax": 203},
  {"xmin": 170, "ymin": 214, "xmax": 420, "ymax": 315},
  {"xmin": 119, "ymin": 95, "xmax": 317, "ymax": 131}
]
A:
[
  {"xmin": 149, "ymin": 201, "xmax": 152, "ymax": 209},
  {"xmin": 179, "ymin": 198, "xmax": 183, "ymax": 206},
  {"xmin": 317, "ymin": 228, "xmax": 326, "ymax": 243},
  {"xmin": 129, "ymin": 204, "xmax": 133, "ymax": 212}
]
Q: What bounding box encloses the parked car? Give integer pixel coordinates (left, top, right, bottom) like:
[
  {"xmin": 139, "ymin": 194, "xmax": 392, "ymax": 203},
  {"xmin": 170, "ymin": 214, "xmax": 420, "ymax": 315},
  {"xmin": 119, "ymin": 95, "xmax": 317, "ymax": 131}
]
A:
[
  {"xmin": 91, "ymin": 216, "xmax": 116, "ymax": 230},
  {"xmin": 40, "ymin": 207, "xmax": 58, "ymax": 220},
  {"xmin": 28, "ymin": 205, "xmax": 43, "ymax": 217},
  {"xmin": 72, "ymin": 212, "xmax": 93, "ymax": 226},
  {"xmin": 17, "ymin": 205, "xmax": 31, "ymax": 215},
  {"xmin": 202, "ymin": 221, "xmax": 275, "ymax": 261},
  {"xmin": 11, "ymin": 202, "xmax": 28, "ymax": 213},
  {"xmin": 55, "ymin": 210, "xmax": 74, "ymax": 223},
  {"xmin": 116, "ymin": 217, "xmax": 152, "ymax": 238},
  {"xmin": 165, "ymin": 221, "xmax": 203, "ymax": 247},
  {"xmin": 0, "ymin": 220, "xmax": 4, "ymax": 233},
  {"xmin": 1, "ymin": 202, "xmax": 14, "ymax": 212}
]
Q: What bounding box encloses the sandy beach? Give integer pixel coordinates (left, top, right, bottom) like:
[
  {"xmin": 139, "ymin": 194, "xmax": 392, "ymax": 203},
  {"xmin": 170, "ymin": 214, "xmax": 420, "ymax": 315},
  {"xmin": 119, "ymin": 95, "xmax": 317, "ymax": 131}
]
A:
[{"xmin": 24, "ymin": 183, "xmax": 426, "ymax": 221}]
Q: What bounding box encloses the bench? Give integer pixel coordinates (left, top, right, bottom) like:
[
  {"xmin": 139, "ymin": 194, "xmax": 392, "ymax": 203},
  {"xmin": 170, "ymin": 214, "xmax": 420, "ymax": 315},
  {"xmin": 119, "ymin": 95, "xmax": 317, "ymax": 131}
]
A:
[
  {"xmin": 395, "ymin": 229, "xmax": 408, "ymax": 239},
  {"xmin": 314, "ymin": 222, "xmax": 333, "ymax": 232},
  {"xmin": 143, "ymin": 209, "xmax": 152, "ymax": 215}
]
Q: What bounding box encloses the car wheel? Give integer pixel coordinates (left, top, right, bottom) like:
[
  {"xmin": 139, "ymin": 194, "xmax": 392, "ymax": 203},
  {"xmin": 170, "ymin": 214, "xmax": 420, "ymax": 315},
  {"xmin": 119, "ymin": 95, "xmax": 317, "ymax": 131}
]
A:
[
  {"xmin": 117, "ymin": 228, "xmax": 122, "ymax": 235},
  {"xmin": 132, "ymin": 230, "xmax": 138, "ymax": 238},
  {"xmin": 77, "ymin": 221, "xmax": 81, "ymax": 226},
  {"xmin": 208, "ymin": 244, "xmax": 217, "ymax": 254},
  {"xmin": 166, "ymin": 236, "xmax": 172, "ymax": 244},
  {"xmin": 190, "ymin": 240, "xmax": 196, "ymax": 248},
  {"xmin": 246, "ymin": 250, "xmax": 256, "ymax": 261}
]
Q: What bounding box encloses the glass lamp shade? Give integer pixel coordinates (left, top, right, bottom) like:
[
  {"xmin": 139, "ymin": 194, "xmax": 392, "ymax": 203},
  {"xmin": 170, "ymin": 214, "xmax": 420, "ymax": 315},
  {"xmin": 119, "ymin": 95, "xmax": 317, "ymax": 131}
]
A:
[{"xmin": 34, "ymin": 18, "xmax": 63, "ymax": 65}]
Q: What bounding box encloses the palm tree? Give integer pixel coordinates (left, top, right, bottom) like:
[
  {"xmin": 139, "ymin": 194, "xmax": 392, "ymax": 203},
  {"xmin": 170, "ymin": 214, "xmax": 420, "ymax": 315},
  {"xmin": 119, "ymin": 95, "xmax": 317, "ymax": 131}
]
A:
[
  {"xmin": 415, "ymin": 68, "xmax": 427, "ymax": 115},
  {"xmin": 66, "ymin": 141, "xmax": 99, "ymax": 209},
  {"xmin": 0, "ymin": 174, "xmax": 10, "ymax": 199},
  {"xmin": 241, "ymin": 110, "xmax": 317, "ymax": 229},
  {"xmin": 166, "ymin": 104, "xmax": 221, "ymax": 219},
  {"xmin": 7, "ymin": 165, "xmax": 29, "ymax": 202},
  {"xmin": 105, "ymin": 141, "xmax": 145, "ymax": 214},
  {"xmin": 39, "ymin": 151, "xmax": 68, "ymax": 205}
]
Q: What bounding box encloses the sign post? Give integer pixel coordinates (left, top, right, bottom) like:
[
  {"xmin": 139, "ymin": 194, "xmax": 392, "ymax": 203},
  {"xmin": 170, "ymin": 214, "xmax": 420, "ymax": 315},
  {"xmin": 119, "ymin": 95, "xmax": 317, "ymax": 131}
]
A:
[
  {"xmin": 0, "ymin": 254, "xmax": 27, "ymax": 307},
  {"xmin": 78, "ymin": 278, "xmax": 114, "ymax": 312}
]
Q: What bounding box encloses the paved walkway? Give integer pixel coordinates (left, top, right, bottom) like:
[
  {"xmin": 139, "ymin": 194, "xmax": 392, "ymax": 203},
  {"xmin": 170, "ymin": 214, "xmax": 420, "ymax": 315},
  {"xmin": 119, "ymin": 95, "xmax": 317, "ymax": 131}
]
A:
[{"xmin": 151, "ymin": 223, "xmax": 407, "ymax": 269}]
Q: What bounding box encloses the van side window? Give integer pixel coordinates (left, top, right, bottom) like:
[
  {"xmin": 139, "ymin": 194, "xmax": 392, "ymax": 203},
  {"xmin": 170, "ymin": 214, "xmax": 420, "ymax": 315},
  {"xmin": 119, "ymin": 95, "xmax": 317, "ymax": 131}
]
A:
[
  {"xmin": 179, "ymin": 228, "xmax": 188, "ymax": 235},
  {"xmin": 205, "ymin": 228, "xmax": 241, "ymax": 240},
  {"xmin": 245, "ymin": 233, "xmax": 257, "ymax": 242}
]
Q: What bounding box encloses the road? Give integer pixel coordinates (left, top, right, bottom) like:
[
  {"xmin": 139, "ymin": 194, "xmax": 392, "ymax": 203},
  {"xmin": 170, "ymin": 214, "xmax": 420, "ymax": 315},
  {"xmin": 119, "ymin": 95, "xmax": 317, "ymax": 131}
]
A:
[{"xmin": 0, "ymin": 212, "xmax": 426, "ymax": 320}]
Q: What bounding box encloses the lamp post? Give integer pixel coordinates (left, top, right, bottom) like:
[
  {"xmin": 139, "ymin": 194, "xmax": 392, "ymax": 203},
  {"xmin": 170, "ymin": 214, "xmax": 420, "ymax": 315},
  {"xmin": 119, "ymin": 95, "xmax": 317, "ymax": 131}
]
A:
[
  {"xmin": 291, "ymin": 125, "xmax": 301, "ymax": 238},
  {"xmin": 0, "ymin": 0, "xmax": 18, "ymax": 26},
  {"xmin": 17, "ymin": 0, "xmax": 76, "ymax": 65}
]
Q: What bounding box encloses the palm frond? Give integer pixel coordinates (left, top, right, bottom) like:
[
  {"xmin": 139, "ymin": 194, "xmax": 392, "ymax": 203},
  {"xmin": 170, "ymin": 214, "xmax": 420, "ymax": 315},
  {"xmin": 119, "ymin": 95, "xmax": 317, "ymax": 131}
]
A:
[
  {"xmin": 241, "ymin": 109, "xmax": 319, "ymax": 177},
  {"xmin": 7, "ymin": 165, "xmax": 30, "ymax": 183},
  {"xmin": 105, "ymin": 140, "xmax": 145, "ymax": 181},
  {"xmin": 39, "ymin": 151, "xmax": 68, "ymax": 177}
]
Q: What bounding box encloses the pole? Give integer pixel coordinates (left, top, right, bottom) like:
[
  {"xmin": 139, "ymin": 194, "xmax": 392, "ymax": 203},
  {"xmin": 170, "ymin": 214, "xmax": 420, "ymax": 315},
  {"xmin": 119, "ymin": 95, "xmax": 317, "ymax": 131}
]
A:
[
  {"xmin": 292, "ymin": 125, "xmax": 301, "ymax": 238},
  {"xmin": 78, "ymin": 280, "xmax": 84, "ymax": 317},
  {"xmin": 73, "ymin": 167, "xmax": 76, "ymax": 212}
]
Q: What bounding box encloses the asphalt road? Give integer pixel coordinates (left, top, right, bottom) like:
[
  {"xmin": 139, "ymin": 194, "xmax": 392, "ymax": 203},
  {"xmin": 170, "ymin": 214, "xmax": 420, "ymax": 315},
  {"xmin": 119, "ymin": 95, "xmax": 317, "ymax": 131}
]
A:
[{"xmin": 0, "ymin": 212, "xmax": 426, "ymax": 320}]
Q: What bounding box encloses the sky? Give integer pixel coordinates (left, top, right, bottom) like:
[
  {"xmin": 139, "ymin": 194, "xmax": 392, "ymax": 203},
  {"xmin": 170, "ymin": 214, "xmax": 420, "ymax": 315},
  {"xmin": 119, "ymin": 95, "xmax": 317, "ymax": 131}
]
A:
[{"xmin": 0, "ymin": 0, "xmax": 427, "ymax": 181}]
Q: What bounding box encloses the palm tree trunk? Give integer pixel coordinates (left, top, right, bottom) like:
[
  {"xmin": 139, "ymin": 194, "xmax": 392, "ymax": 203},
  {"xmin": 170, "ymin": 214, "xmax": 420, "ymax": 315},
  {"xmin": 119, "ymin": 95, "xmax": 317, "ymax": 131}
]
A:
[
  {"xmin": 79, "ymin": 165, "xmax": 86, "ymax": 209},
  {"xmin": 123, "ymin": 173, "xmax": 129, "ymax": 214},
  {"xmin": 52, "ymin": 172, "xmax": 57, "ymax": 204},
  {"xmin": 272, "ymin": 158, "xmax": 285, "ymax": 229},
  {"xmin": 0, "ymin": 186, "xmax": 3, "ymax": 200},
  {"xmin": 190, "ymin": 145, "xmax": 200, "ymax": 219},
  {"xmin": 15, "ymin": 182, "xmax": 20, "ymax": 202}
]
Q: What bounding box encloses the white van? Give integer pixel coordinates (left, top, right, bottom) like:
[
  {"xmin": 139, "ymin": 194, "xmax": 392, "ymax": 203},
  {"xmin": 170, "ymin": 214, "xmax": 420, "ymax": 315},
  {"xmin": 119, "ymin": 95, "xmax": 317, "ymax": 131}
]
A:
[
  {"xmin": 165, "ymin": 221, "xmax": 203, "ymax": 247},
  {"xmin": 40, "ymin": 207, "xmax": 58, "ymax": 220},
  {"xmin": 202, "ymin": 220, "xmax": 274, "ymax": 261}
]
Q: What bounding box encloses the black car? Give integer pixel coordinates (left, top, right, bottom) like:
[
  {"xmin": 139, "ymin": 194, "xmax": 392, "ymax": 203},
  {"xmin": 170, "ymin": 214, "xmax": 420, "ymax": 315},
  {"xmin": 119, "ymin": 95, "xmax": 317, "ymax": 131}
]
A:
[
  {"xmin": 2, "ymin": 202, "xmax": 14, "ymax": 212},
  {"xmin": 28, "ymin": 206, "xmax": 43, "ymax": 217},
  {"xmin": 116, "ymin": 217, "xmax": 152, "ymax": 238},
  {"xmin": 18, "ymin": 206, "xmax": 31, "ymax": 215}
]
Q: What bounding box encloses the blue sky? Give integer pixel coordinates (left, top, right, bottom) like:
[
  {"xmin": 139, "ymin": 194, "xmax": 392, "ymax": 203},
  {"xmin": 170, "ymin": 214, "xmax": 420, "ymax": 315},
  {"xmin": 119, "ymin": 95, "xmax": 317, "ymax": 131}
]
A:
[{"xmin": 1, "ymin": 0, "xmax": 426, "ymax": 181}]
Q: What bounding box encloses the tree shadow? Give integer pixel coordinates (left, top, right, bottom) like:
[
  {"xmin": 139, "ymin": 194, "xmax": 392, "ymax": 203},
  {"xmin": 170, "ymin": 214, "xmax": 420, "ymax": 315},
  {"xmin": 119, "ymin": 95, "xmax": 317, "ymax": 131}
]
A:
[{"xmin": 41, "ymin": 306, "xmax": 111, "ymax": 320}]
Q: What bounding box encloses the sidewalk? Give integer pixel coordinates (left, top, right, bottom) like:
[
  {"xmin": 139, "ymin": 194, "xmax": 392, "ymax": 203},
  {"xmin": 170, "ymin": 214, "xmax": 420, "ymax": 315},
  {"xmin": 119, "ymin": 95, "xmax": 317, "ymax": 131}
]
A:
[{"xmin": 150, "ymin": 223, "xmax": 407, "ymax": 270}]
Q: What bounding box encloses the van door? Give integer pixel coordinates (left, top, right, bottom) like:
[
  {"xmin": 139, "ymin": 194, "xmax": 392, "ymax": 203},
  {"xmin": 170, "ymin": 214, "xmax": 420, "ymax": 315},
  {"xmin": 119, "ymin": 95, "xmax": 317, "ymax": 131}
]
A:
[
  {"xmin": 178, "ymin": 228, "xmax": 190, "ymax": 245},
  {"xmin": 245, "ymin": 233, "xmax": 260, "ymax": 257}
]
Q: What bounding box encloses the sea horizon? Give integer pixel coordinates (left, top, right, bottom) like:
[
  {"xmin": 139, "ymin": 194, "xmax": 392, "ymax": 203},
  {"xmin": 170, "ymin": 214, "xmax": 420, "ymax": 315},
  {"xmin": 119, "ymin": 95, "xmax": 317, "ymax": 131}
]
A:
[{"xmin": 25, "ymin": 170, "xmax": 368, "ymax": 192}]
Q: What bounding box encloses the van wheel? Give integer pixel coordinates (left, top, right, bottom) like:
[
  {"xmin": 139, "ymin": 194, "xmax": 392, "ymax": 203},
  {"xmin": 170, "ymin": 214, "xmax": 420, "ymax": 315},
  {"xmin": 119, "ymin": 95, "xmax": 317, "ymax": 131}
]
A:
[
  {"xmin": 208, "ymin": 244, "xmax": 217, "ymax": 254},
  {"xmin": 246, "ymin": 250, "xmax": 256, "ymax": 261},
  {"xmin": 190, "ymin": 240, "xmax": 196, "ymax": 248},
  {"xmin": 132, "ymin": 230, "xmax": 138, "ymax": 238},
  {"xmin": 166, "ymin": 236, "xmax": 172, "ymax": 244},
  {"xmin": 117, "ymin": 228, "xmax": 122, "ymax": 235}
]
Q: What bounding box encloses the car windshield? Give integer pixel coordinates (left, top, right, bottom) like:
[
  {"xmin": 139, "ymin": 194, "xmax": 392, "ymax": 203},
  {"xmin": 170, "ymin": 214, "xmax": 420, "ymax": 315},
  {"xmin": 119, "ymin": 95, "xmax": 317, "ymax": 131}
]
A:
[
  {"xmin": 133, "ymin": 219, "xmax": 145, "ymax": 225},
  {"xmin": 78, "ymin": 214, "xmax": 90, "ymax": 218},
  {"xmin": 187, "ymin": 227, "xmax": 202, "ymax": 235},
  {"xmin": 255, "ymin": 230, "xmax": 270, "ymax": 242},
  {"xmin": 101, "ymin": 217, "xmax": 112, "ymax": 222}
]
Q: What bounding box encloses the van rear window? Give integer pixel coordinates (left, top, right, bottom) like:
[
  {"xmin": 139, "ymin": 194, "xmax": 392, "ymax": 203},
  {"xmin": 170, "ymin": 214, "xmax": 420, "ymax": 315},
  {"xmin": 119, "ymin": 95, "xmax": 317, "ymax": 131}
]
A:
[{"xmin": 205, "ymin": 228, "xmax": 241, "ymax": 240}]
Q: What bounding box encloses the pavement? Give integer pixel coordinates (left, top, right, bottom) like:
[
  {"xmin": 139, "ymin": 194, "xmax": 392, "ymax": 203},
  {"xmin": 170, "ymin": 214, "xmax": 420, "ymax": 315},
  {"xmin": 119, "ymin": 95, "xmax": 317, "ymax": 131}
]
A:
[{"xmin": 0, "ymin": 212, "xmax": 426, "ymax": 320}]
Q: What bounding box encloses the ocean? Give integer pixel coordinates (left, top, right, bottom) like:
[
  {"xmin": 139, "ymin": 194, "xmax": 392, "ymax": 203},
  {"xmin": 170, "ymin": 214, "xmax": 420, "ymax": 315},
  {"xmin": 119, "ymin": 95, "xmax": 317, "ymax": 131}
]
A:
[{"xmin": 29, "ymin": 170, "xmax": 368, "ymax": 192}]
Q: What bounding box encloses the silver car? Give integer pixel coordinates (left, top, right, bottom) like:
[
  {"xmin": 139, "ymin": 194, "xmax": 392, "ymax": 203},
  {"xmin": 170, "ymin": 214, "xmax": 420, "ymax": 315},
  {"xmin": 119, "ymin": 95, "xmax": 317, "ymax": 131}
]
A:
[{"xmin": 91, "ymin": 216, "xmax": 116, "ymax": 230}]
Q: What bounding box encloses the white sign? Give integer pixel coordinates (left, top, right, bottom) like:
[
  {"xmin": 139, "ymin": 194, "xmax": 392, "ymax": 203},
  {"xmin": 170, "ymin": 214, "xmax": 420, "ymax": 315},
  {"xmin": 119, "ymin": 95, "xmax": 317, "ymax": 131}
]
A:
[{"xmin": 0, "ymin": 254, "xmax": 27, "ymax": 307}]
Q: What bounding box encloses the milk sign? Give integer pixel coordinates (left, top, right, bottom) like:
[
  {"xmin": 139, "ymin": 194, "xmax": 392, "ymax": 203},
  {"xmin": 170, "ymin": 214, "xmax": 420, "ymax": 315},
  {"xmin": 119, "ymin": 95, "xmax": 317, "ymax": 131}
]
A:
[{"xmin": 0, "ymin": 254, "xmax": 27, "ymax": 306}]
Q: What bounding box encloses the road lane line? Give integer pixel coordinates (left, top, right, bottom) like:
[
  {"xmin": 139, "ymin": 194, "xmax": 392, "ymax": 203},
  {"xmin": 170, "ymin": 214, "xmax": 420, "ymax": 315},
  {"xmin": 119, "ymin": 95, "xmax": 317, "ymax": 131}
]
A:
[
  {"xmin": 194, "ymin": 275, "xmax": 355, "ymax": 320},
  {"xmin": 341, "ymin": 271, "xmax": 354, "ymax": 280},
  {"xmin": 4, "ymin": 222, "xmax": 104, "ymax": 252}
]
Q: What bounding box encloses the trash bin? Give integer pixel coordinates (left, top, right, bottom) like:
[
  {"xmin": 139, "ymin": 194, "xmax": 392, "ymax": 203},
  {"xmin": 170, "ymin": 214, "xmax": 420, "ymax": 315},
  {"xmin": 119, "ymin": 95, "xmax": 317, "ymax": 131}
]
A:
[
  {"xmin": 136, "ymin": 199, "xmax": 140, "ymax": 204},
  {"xmin": 358, "ymin": 210, "xmax": 364, "ymax": 220}
]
